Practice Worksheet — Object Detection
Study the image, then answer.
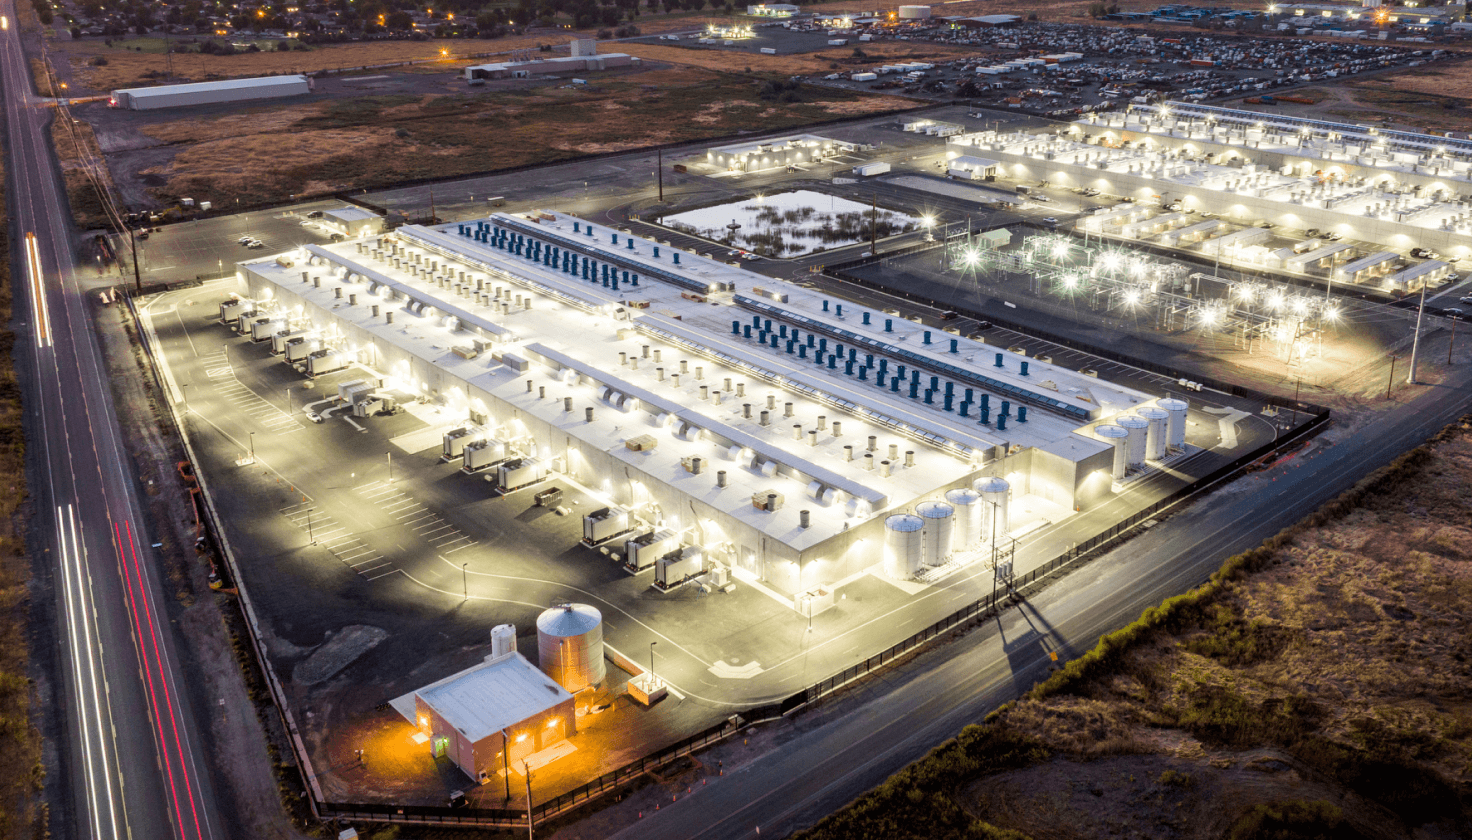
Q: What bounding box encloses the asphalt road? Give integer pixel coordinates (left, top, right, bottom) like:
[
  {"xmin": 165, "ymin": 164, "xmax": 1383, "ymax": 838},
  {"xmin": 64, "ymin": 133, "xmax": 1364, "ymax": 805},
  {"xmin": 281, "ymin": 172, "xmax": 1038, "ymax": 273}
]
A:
[
  {"xmin": 0, "ymin": 7, "xmax": 222, "ymax": 840},
  {"xmin": 603, "ymin": 359, "xmax": 1472, "ymax": 840}
]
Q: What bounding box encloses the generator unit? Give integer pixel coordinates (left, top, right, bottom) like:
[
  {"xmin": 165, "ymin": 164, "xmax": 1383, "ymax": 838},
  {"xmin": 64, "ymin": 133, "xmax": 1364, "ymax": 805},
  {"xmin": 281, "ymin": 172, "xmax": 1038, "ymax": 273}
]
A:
[
  {"xmin": 461, "ymin": 437, "xmax": 507, "ymax": 473},
  {"xmin": 582, "ymin": 506, "xmax": 632, "ymax": 546},
  {"xmin": 228, "ymin": 308, "xmax": 258, "ymax": 332},
  {"xmin": 271, "ymin": 329, "xmax": 305, "ymax": 354},
  {"xmin": 655, "ymin": 546, "xmax": 705, "ymax": 590},
  {"xmin": 284, "ymin": 337, "xmax": 320, "ymax": 362},
  {"xmin": 442, "ymin": 427, "xmax": 477, "ymax": 461},
  {"xmin": 306, "ymin": 350, "xmax": 346, "ymax": 376},
  {"xmin": 493, "ymin": 457, "xmax": 546, "ymax": 494},
  {"xmin": 219, "ymin": 298, "xmax": 251, "ymax": 325},
  {"xmin": 249, "ymin": 317, "xmax": 283, "ymax": 342},
  {"xmin": 624, "ymin": 529, "xmax": 677, "ymax": 573}
]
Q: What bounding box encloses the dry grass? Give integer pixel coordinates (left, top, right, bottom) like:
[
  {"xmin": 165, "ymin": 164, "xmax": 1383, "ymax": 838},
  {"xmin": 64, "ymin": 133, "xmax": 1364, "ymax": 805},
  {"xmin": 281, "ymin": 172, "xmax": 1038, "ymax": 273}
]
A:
[
  {"xmin": 61, "ymin": 35, "xmax": 563, "ymax": 92},
  {"xmin": 618, "ymin": 39, "xmax": 980, "ymax": 76},
  {"xmin": 51, "ymin": 116, "xmax": 115, "ymax": 231},
  {"xmin": 0, "ymin": 132, "xmax": 43, "ymax": 840},
  {"xmin": 131, "ymin": 68, "xmax": 916, "ymax": 207}
]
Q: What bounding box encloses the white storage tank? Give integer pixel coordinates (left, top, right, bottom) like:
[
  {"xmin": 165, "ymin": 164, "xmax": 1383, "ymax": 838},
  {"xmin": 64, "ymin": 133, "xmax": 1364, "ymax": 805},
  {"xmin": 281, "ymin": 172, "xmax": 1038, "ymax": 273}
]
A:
[
  {"xmin": 882, "ymin": 514, "xmax": 925, "ymax": 579},
  {"xmin": 915, "ymin": 501, "xmax": 955, "ymax": 567},
  {"xmin": 945, "ymin": 488, "xmax": 982, "ymax": 549},
  {"xmin": 1094, "ymin": 424, "xmax": 1129, "ymax": 480},
  {"xmin": 898, "ymin": 4, "xmax": 932, "ymax": 18},
  {"xmin": 975, "ymin": 477, "xmax": 1010, "ymax": 543},
  {"xmin": 1116, "ymin": 415, "xmax": 1150, "ymax": 467},
  {"xmin": 491, "ymin": 624, "xmax": 517, "ymax": 658},
  {"xmin": 536, "ymin": 604, "xmax": 606, "ymax": 693},
  {"xmin": 1159, "ymin": 398, "xmax": 1189, "ymax": 450},
  {"xmin": 1136, "ymin": 406, "xmax": 1171, "ymax": 461}
]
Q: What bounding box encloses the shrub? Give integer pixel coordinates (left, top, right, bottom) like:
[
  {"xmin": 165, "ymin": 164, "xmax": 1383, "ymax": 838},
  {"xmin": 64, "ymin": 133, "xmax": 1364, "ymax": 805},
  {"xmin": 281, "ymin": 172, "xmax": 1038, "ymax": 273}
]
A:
[{"xmin": 1225, "ymin": 799, "xmax": 1361, "ymax": 840}]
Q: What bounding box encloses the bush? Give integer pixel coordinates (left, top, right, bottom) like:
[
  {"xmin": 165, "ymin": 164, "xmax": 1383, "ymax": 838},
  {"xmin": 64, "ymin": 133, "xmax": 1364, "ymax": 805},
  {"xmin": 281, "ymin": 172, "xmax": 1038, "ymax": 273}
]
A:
[{"xmin": 1225, "ymin": 799, "xmax": 1361, "ymax": 840}]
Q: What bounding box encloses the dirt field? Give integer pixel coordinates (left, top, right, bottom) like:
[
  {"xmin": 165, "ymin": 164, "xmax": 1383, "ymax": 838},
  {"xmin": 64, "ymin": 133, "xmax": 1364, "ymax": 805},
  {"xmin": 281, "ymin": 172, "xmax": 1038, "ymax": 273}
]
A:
[
  {"xmin": 123, "ymin": 67, "xmax": 915, "ymax": 208},
  {"xmin": 798, "ymin": 418, "xmax": 1472, "ymax": 840},
  {"xmin": 0, "ymin": 134, "xmax": 43, "ymax": 840},
  {"xmin": 1219, "ymin": 60, "xmax": 1472, "ymax": 133},
  {"xmin": 617, "ymin": 39, "xmax": 982, "ymax": 76},
  {"xmin": 54, "ymin": 11, "xmax": 739, "ymax": 93}
]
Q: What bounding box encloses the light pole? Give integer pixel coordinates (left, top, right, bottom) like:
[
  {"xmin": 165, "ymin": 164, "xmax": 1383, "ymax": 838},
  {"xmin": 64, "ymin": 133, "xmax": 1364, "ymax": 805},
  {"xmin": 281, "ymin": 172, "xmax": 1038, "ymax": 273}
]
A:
[
  {"xmin": 307, "ymin": 508, "xmax": 316, "ymax": 545},
  {"xmin": 249, "ymin": 431, "xmax": 255, "ymax": 461},
  {"xmin": 649, "ymin": 640, "xmax": 657, "ymax": 686},
  {"xmin": 387, "ymin": 451, "xmax": 393, "ymax": 483},
  {"xmin": 462, "ymin": 563, "xmax": 468, "ymax": 600}
]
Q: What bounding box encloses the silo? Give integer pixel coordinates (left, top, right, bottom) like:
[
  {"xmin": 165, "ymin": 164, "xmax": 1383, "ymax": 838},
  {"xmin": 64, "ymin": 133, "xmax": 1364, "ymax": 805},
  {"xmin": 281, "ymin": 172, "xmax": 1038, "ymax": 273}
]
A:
[
  {"xmin": 945, "ymin": 488, "xmax": 982, "ymax": 549},
  {"xmin": 1116, "ymin": 415, "xmax": 1149, "ymax": 467},
  {"xmin": 975, "ymin": 477, "xmax": 1010, "ymax": 544},
  {"xmin": 915, "ymin": 501, "xmax": 955, "ymax": 567},
  {"xmin": 1094, "ymin": 424, "xmax": 1129, "ymax": 480},
  {"xmin": 1159, "ymin": 398, "xmax": 1189, "ymax": 450},
  {"xmin": 1136, "ymin": 406, "xmax": 1170, "ymax": 461},
  {"xmin": 883, "ymin": 514, "xmax": 925, "ymax": 579},
  {"xmin": 490, "ymin": 624, "xmax": 517, "ymax": 658},
  {"xmin": 536, "ymin": 604, "xmax": 606, "ymax": 693}
]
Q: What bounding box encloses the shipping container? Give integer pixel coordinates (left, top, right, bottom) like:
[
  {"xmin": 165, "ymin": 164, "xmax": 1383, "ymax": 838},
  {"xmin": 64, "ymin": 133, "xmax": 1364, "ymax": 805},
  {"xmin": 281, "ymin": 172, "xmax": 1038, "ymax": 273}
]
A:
[{"xmin": 853, "ymin": 161, "xmax": 891, "ymax": 176}]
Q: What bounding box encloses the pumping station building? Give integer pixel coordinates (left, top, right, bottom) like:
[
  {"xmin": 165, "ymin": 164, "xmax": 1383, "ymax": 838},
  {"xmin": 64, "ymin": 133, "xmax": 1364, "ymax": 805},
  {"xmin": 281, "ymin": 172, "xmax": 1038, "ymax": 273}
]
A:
[{"xmin": 232, "ymin": 209, "xmax": 1192, "ymax": 601}]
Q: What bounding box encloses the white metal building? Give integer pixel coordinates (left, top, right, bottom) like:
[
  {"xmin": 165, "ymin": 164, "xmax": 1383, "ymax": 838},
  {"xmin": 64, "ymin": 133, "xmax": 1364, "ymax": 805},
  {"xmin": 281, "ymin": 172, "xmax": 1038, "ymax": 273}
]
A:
[
  {"xmin": 411, "ymin": 646, "xmax": 575, "ymax": 783},
  {"xmin": 109, "ymin": 75, "xmax": 311, "ymax": 110},
  {"xmin": 706, "ymin": 135, "xmax": 856, "ymax": 172},
  {"xmin": 321, "ymin": 207, "xmax": 382, "ymax": 239},
  {"xmin": 235, "ymin": 211, "xmax": 1178, "ymax": 599}
]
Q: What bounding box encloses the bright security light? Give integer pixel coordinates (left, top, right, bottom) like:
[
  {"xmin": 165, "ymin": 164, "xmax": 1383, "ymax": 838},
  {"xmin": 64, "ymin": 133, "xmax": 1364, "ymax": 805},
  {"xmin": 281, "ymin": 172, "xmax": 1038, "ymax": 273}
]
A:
[
  {"xmin": 1123, "ymin": 289, "xmax": 1141, "ymax": 305},
  {"xmin": 1051, "ymin": 241, "xmax": 1069, "ymax": 259},
  {"xmin": 961, "ymin": 248, "xmax": 980, "ymax": 267},
  {"xmin": 921, "ymin": 215, "xmax": 936, "ymax": 229}
]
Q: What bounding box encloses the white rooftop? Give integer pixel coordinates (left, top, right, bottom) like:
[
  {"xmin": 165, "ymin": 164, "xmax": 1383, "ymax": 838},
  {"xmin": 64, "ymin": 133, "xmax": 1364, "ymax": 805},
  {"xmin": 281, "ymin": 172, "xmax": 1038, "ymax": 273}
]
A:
[
  {"xmin": 324, "ymin": 206, "xmax": 377, "ymax": 223},
  {"xmin": 415, "ymin": 652, "xmax": 571, "ymax": 744},
  {"xmin": 240, "ymin": 210, "xmax": 1160, "ymax": 548},
  {"xmin": 114, "ymin": 74, "xmax": 308, "ymax": 99}
]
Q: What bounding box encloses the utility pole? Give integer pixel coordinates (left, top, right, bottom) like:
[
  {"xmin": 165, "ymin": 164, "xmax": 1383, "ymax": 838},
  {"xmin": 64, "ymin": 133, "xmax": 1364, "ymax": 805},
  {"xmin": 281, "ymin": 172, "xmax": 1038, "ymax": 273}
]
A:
[
  {"xmin": 524, "ymin": 762, "xmax": 534, "ymax": 840},
  {"xmin": 129, "ymin": 228, "xmax": 141, "ymax": 293},
  {"xmin": 657, "ymin": 148, "xmax": 664, "ymax": 203},
  {"xmin": 1449, "ymin": 316, "xmax": 1458, "ymax": 365},
  {"xmin": 501, "ymin": 729, "xmax": 511, "ymax": 801},
  {"xmin": 859, "ymin": 194, "xmax": 871, "ymax": 255},
  {"xmin": 1408, "ymin": 280, "xmax": 1428, "ymax": 384},
  {"xmin": 429, "ymin": 186, "xmax": 437, "ymax": 225},
  {"xmin": 1386, "ymin": 355, "xmax": 1396, "ymax": 400}
]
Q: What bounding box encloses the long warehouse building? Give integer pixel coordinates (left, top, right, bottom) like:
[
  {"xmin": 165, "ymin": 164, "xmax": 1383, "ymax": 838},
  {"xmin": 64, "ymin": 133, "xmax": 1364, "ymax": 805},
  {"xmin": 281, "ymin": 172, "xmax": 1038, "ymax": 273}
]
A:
[
  {"xmin": 235, "ymin": 212, "xmax": 1181, "ymax": 598},
  {"xmin": 110, "ymin": 75, "xmax": 312, "ymax": 110}
]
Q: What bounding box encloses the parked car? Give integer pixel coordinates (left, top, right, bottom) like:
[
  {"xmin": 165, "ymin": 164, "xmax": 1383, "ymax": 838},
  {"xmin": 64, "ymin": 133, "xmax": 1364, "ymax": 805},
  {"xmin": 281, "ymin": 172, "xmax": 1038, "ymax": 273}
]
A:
[
  {"xmin": 1444, "ymin": 308, "xmax": 1465, "ymax": 320},
  {"xmin": 1305, "ymin": 228, "xmax": 1322, "ymax": 238},
  {"xmin": 1043, "ymin": 217, "xmax": 1059, "ymax": 227},
  {"xmin": 1322, "ymin": 232, "xmax": 1341, "ymax": 241},
  {"xmin": 306, "ymin": 210, "xmax": 324, "ymax": 219},
  {"xmin": 238, "ymin": 236, "xmax": 253, "ymax": 245},
  {"xmin": 1458, "ymin": 295, "xmax": 1472, "ymax": 305}
]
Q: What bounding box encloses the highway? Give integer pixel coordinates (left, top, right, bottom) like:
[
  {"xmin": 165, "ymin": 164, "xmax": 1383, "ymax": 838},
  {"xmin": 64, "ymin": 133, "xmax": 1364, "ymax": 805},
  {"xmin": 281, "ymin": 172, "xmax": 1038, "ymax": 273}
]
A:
[
  {"xmin": 607, "ymin": 364, "xmax": 1472, "ymax": 839},
  {"xmin": 0, "ymin": 4, "xmax": 223, "ymax": 840}
]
